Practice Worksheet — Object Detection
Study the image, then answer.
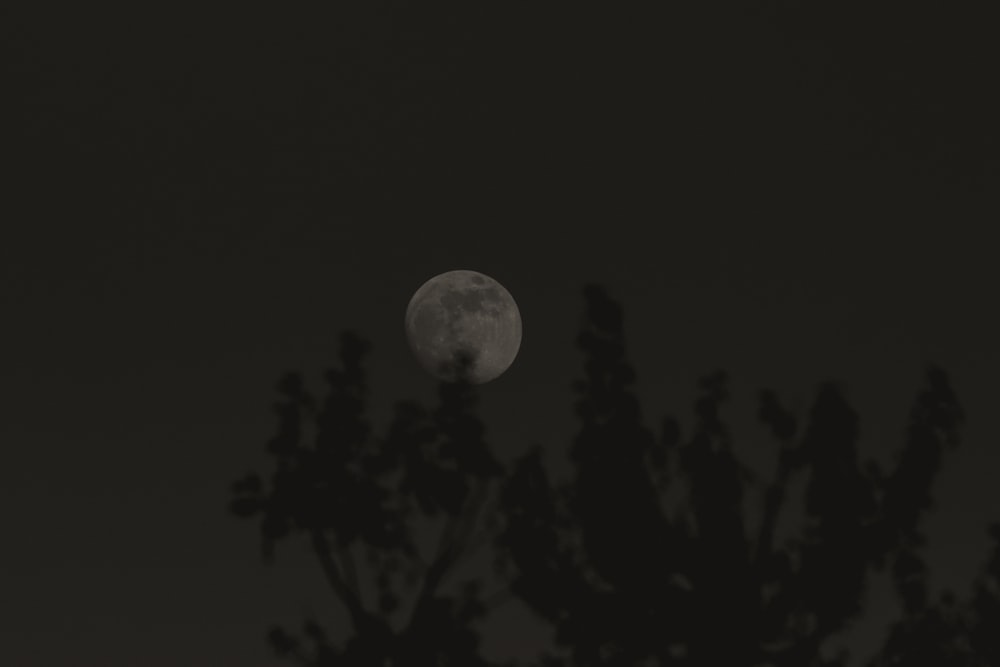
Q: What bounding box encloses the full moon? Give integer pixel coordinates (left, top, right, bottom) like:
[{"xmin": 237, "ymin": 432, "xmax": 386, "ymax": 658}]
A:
[{"xmin": 405, "ymin": 270, "xmax": 522, "ymax": 384}]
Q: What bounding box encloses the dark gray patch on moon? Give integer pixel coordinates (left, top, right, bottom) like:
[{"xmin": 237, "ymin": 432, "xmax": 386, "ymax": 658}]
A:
[
  {"xmin": 411, "ymin": 302, "xmax": 446, "ymax": 350},
  {"xmin": 440, "ymin": 288, "xmax": 488, "ymax": 314},
  {"xmin": 437, "ymin": 347, "xmax": 479, "ymax": 383}
]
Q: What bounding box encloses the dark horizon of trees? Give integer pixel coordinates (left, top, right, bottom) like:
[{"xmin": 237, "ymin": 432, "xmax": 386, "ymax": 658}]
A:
[{"xmin": 230, "ymin": 284, "xmax": 999, "ymax": 666}]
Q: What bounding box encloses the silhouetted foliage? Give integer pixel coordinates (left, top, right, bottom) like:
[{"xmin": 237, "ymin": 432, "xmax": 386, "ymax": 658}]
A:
[
  {"xmin": 231, "ymin": 287, "xmax": 999, "ymax": 666},
  {"xmin": 230, "ymin": 332, "xmax": 504, "ymax": 665},
  {"xmin": 493, "ymin": 285, "xmax": 982, "ymax": 667}
]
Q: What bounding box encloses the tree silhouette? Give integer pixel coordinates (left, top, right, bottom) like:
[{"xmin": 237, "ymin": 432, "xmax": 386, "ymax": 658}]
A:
[
  {"xmin": 231, "ymin": 286, "xmax": 997, "ymax": 665},
  {"xmin": 230, "ymin": 333, "xmax": 505, "ymax": 665},
  {"xmin": 494, "ymin": 284, "xmax": 977, "ymax": 666}
]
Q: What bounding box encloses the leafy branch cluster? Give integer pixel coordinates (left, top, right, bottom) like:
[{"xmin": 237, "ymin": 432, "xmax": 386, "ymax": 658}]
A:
[
  {"xmin": 230, "ymin": 286, "xmax": 997, "ymax": 666},
  {"xmin": 231, "ymin": 333, "xmax": 505, "ymax": 665}
]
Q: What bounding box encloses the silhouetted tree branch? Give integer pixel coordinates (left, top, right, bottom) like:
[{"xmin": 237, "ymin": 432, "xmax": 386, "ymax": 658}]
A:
[
  {"xmin": 492, "ymin": 285, "xmax": 977, "ymax": 667},
  {"xmin": 308, "ymin": 528, "xmax": 374, "ymax": 635},
  {"xmin": 230, "ymin": 332, "xmax": 502, "ymax": 665},
  {"xmin": 230, "ymin": 285, "xmax": 998, "ymax": 667}
]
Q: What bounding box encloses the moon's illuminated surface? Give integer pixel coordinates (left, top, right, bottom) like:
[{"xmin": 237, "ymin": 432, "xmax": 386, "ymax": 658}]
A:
[{"xmin": 405, "ymin": 270, "xmax": 522, "ymax": 384}]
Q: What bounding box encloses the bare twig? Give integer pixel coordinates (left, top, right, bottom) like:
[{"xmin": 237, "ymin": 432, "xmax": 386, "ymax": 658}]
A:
[
  {"xmin": 335, "ymin": 541, "xmax": 362, "ymax": 603},
  {"xmin": 442, "ymin": 479, "xmax": 494, "ymax": 570},
  {"xmin": 310, "ymin": 529, "xmax": 368, "ymax": 633},
  {"xmin": 754, "ymin": 441, "xmax": 794, "ymax": 567},
  {"xmin": 447, "ymin": 490, "xmax": 505, "ymax": 573},
  {"xmin": 408, "ymin": 479, "xmax": 494, "ymax": 625},
  {"xmin": 482, "ymin": 581, "xmax": 516, "ymax": 612}
]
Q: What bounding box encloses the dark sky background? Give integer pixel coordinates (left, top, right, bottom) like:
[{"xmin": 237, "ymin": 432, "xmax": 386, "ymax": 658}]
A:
[{"xmin": 3, "ymin": 3, "xmax": 998, "ymax": 665}]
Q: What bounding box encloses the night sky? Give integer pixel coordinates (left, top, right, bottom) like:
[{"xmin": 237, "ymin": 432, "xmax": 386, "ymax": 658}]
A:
[{"xmin": 4, "ymin": 4, "xmax": 998, "ymax": 666}]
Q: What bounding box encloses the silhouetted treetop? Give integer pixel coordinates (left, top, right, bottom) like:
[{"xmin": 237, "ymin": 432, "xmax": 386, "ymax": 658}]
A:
[
  {"xmin": 495, "ymin": 286, "xmax": 970, "ymax": 667},
  {"xmin": 229, "ymin": 285, "xmax": 996, "ymax": 667},
  {"xmin": 230, "ymin": 331, "xmax": 505, "ymax": 665}
]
